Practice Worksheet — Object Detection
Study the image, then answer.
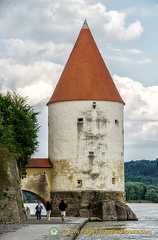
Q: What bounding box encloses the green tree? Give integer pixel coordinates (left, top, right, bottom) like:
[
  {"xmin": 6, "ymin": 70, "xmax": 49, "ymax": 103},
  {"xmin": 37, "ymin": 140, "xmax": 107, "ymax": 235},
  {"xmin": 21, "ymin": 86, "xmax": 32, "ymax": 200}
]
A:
[
  {"xmin": 125, "ymin": 159, "xmax": 158, "ymax": 185},
  {"xmin": 22, "ymin": 191, "xmax": 39, "ymax": 203},
  {"xmin": 0, "ymin": 92, "xmax": 40, "ymax": 175},
  {"xmin": 145, "ymin": 186, "xmax": 158, "ymax": 202},
  {"xmin": 125, "ymin": 182, "xmax": 146, "ymax": 201},
  {"xmin": 145, "ymin": 189, "xmax": 158, "ymax": 202}
]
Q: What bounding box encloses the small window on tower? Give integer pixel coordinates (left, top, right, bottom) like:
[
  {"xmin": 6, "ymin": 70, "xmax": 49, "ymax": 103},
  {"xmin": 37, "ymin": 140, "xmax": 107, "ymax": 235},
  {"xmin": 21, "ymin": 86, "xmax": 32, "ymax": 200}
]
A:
[
  {"xmin": 93, "ymin": 102, "xmax": 96, "ymax": 108},
  {"xmin": 115, "ymin": 119, "xmax": 119, "ymax": 125},
  {"xmin": 89, "ymin": 151, "xmax": 94, "ymax": 156},
  {"xmin": 77, "ymin": 180, "xmax": 82, "ymax": 187},
  {"xmin": 78, "ymin": 118, "xmax": 83, "ymax": 124},
  {"xmin": 112, "ymin": 178, "xmax": 115, "ymax": 184}
]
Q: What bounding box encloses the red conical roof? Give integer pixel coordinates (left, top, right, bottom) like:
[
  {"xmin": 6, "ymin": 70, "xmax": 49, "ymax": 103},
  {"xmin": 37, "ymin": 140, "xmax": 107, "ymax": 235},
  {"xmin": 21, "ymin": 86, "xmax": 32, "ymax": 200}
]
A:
[{"xmin": 48, "ymin": 20, "xmax": 124, "ymax": 104}]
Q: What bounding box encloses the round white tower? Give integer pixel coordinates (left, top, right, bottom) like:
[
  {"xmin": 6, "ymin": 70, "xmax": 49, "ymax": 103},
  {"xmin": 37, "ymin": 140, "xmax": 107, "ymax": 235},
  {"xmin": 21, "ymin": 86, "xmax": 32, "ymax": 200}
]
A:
[
  {"xmin": 47, "ymin": 20, "xmax": 125, "ymax": 216},
  {"xmin": 48, "ymin": 101, "xmax": 124, "ymax": 192}
]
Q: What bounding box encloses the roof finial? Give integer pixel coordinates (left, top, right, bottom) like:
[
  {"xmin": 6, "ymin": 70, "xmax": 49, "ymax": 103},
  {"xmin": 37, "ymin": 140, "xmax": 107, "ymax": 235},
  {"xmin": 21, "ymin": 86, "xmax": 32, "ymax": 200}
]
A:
[{"xmin": 82, "ymin": 18, "xmax": 89, "ymax": 29}]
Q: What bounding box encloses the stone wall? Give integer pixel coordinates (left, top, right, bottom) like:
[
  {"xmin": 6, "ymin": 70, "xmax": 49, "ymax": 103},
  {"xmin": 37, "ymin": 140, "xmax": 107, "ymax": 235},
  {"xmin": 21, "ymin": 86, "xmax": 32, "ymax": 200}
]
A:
[
  {"xmin": 0, "ymin": 150, "xmax": 26, "ymax": 224},
  {"xmin": 51, "ymin": 190, "xmax": 126, "ymax": 218}
]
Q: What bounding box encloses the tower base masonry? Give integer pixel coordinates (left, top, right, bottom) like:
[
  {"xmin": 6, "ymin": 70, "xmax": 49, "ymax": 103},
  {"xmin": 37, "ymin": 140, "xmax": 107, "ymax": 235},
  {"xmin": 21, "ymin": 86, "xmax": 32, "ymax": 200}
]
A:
[{"xmin": 51, "ymin": 190, "xmax": 138, "ymax": 221}]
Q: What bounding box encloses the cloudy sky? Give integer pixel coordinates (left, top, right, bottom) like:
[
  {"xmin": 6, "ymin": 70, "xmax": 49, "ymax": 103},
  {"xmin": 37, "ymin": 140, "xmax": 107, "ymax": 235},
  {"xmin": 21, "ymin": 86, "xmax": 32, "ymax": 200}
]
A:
[{"xmin": 0, "ymin": 0, "xmax": 158, "ymax": 162}]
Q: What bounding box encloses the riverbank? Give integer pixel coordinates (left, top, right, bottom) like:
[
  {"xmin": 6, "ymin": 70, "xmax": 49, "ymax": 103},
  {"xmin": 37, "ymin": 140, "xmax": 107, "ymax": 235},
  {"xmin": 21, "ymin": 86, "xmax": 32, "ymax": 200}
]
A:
[{"xmin": 76, "ymin": 203, "xmax": 158, "ymax": 240}]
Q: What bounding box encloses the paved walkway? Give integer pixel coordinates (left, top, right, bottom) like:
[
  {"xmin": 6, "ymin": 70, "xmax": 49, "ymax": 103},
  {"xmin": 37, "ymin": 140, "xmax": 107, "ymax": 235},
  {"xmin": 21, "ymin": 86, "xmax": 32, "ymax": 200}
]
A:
[{"xmin": 0, "ymin": 217, "xmax": 88, "ymax": 240}]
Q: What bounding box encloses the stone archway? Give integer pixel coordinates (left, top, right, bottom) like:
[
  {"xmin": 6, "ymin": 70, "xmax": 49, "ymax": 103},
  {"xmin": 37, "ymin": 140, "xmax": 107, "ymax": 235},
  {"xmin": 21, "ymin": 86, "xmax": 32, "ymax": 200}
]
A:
[
  {"xmin": 22, "ymin": 190, "xmax": 46, "ymax": 206},
  {"xmin": 22, "ymin": 190, "xmax": 47, "ymax": 218},
  {"xmin": 21, "ymin": 167, "xmax": 52, "ymax": 204}
]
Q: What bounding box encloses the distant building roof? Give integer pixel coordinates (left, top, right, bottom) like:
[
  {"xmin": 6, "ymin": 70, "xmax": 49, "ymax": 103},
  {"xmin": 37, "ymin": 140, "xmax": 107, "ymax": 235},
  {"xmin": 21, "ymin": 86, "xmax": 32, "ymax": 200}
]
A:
[
  {"xmin": 48, "ymin": 20, "xmax": 124, "ymax": 105},
  {"xmin": 27, "ymin": 158, "xmax": 52, "ymax": 168}
]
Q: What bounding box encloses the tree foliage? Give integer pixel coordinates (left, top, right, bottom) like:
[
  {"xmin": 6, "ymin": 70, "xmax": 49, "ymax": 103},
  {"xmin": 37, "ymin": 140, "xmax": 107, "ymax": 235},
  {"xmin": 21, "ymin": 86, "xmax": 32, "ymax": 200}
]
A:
[
  {"xmin": 125, "ymin": 159, "xmax": 158, "ymax": 202},
  {"xmin": 0, "ymin": 92, "xmax": 40, "ymax": 174},
  {"xmin": 125, "ymin": 159, "xmax": 158, "ymax": 185},
  {"xmin": 125, "ymin": 182, "xmax": 146, "ymax": 201},
  {"xmin": 145, "ymin": 185, "xmax": 158, "ymax": 202},
  {"xmin": 125, "ymin": 182, "xmax": 158, "ymax": 203},
  {"xmin": 22, "ymin": 191, "xmax": 39, "ymax": 203}
]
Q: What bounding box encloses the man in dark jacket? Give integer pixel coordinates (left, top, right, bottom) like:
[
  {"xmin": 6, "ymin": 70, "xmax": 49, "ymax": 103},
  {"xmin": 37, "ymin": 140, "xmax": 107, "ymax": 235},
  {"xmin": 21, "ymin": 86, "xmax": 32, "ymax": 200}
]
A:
[
  {"xmin": 58, "ymin": 200, "xmax": 67, "ymax": 222},
  {"xmin": 46, "ymin": 199, "xmax": 53, "ymax": 221}
]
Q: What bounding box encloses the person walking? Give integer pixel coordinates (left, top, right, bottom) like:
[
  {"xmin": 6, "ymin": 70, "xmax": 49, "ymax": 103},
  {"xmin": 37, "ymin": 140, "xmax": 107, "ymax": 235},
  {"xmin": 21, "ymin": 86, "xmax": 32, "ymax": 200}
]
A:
[
  {"xmin": 46, "ymin": 199, "xmax": 53, "ymax": 221},
  {"xmin": 35, "ymin": 202, "xmax": 43, "ymax": 221},
  {"xmin": 58, "ymin": 200, "xmax": 67, "ymax": 223}
]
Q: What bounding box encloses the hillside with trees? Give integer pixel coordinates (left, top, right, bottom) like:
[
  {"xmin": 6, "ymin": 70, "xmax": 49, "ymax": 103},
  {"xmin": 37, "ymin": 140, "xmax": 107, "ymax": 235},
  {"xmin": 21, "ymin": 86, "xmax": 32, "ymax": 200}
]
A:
[
  {"xmin": 125, "ymin": 159, "xmax": 158, "ymax": 202},
  {"xmin": 125, "ymin": 159, "xmax": 158, "ymax": 185}
]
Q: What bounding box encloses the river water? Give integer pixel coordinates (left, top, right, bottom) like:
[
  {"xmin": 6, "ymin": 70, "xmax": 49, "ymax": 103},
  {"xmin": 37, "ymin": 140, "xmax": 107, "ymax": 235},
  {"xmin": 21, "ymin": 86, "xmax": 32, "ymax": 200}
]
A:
[
  {"xmin": 76, "ymin": 203, "xmax": 158, "ymax": 240},
  {"xmin": 24, "ymin": 202, "xmax": 46, "ymax": 216}
]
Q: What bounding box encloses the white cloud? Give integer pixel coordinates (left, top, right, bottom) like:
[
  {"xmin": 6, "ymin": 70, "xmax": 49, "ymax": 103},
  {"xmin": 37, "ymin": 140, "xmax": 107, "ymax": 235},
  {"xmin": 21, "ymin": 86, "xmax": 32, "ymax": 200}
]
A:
[
  {"xmin": 103, "ymin": 10, "xmax": 143, "ymax": 41},
  {"xmin": 17, "ymin": 81, "xmax": 52, "ymax": 105},
  {"xmin": 105, "ymin": 54, "xmax": 152, "ymax": 64},
  {"xmin": 126, "ymin": 49, "xmax": 142, "ymax": 54},
  {"xmin": 0, "ymin": 0, "xmax": 143, "ymax": 43},
  {"xmin": 1, "ymin": 39, "xmax": 72, "ymax": 64},
  {"xmin": 0, "ymin": 60, "xmax": 63, "ymax": 105},
  {"xmin": 113, "ymin": 74, "xmax": 158, "ymax": 120},
  {"xmin": 106, "ymin": 54, "xmax": 130, "ymax": 62},
  {"xmin": 107, "ymin": 45, "xmax": 142, "ymax": 55},
  {"xmin": 105, "ymin": 46, "xmax": 151, "ymax": 64},
  {"xmin": 138, "ymin": 58, "xmax": 152, "ymax": 64},
  {"xmin": 113, "ymin": 74, "xmax": 158, "ymax": 144}
]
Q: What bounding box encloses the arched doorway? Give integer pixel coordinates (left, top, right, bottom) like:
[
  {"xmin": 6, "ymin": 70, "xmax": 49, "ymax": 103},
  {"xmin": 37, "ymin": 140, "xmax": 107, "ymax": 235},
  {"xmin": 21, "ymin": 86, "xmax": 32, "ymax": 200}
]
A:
[{"xmin": 22, "ymin": 190, "xmax": 46, "ymax": 216}]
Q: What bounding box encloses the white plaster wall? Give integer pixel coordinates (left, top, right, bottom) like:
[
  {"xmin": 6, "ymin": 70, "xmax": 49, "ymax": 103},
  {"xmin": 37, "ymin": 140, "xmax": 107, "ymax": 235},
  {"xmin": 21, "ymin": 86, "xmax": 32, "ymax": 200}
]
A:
[{"xmin": 48, "ymin": 100, "xmax": 124, "ymax": 192}]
